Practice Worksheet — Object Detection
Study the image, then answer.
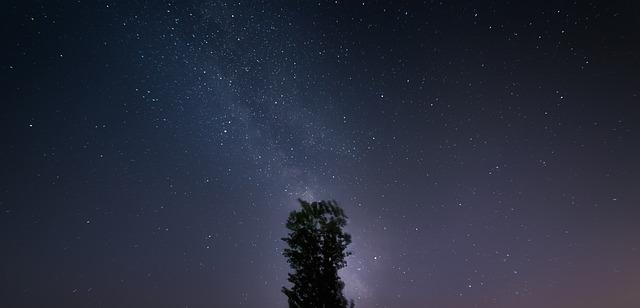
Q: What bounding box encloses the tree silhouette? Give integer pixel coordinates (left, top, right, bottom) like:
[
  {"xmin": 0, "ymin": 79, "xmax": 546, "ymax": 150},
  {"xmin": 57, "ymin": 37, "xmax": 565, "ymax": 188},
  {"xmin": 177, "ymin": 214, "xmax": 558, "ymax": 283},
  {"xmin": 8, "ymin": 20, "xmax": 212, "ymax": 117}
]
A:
[{"xmin": 282, "ymin": 199, "xmax": 354, "ymax": 308}]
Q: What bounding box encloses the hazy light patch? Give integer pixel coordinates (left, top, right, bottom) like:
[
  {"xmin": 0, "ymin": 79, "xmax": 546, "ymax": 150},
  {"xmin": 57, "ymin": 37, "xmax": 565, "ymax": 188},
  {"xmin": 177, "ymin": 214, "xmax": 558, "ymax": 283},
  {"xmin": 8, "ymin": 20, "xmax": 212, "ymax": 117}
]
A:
[{"xmin": 340, "ymin": 264, "xmax": 371, "ymax": 303}]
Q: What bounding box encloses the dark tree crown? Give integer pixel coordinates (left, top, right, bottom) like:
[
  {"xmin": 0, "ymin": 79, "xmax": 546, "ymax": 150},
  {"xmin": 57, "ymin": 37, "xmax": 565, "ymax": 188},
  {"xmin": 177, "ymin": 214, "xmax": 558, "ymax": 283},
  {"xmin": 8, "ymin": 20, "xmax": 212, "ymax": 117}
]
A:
[{"xmin": 282, "ymin": 199, "xmax": 353, "ymax": 308}]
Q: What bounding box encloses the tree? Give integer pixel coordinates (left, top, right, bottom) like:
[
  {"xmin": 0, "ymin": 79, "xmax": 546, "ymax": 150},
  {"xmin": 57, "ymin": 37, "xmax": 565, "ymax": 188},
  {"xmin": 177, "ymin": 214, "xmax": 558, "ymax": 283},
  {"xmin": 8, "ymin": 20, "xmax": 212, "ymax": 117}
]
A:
[{"xmin": 282, "ymin": 199, "xmax": 354, "ymax": 308}]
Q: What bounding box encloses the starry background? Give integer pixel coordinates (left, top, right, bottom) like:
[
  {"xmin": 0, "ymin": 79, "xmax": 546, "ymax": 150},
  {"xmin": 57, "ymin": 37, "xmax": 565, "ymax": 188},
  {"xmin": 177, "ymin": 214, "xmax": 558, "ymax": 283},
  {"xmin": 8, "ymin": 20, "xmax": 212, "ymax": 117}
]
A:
[{"xmin": 2, "ymin": 1, "xmax": 640, "ymax": 307}]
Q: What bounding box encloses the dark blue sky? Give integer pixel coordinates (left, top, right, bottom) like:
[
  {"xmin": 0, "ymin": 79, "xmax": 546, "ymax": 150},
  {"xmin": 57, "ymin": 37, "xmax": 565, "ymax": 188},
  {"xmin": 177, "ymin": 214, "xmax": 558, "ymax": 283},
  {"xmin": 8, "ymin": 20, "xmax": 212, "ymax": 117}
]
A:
[{"xmin": 2, "ymin": 1, "xmax": 639, "ymax": 307}]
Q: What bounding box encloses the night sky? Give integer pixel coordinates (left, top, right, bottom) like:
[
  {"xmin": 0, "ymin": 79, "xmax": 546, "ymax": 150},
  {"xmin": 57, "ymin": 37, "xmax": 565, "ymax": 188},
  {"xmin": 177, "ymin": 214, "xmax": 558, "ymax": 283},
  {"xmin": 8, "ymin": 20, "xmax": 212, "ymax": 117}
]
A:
[{"xmin": 2, "ymin": 1, "xmax": 640, "ymax": 307}]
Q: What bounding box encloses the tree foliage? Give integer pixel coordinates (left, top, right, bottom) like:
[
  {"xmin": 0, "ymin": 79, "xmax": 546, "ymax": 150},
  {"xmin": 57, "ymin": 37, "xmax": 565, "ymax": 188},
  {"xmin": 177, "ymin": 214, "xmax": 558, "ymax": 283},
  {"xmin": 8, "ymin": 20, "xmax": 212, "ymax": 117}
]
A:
[{"xmin": 282, "ymin": 199, "xmax": 354, "ymax": 308}]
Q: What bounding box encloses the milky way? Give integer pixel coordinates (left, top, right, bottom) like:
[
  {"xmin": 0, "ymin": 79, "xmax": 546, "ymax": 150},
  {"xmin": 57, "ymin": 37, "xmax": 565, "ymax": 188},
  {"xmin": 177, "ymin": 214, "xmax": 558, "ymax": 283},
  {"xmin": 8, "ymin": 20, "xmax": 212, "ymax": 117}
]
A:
[{"xmin": 2, "ymin": 1, "xmax": 640, "ymax": 307}]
